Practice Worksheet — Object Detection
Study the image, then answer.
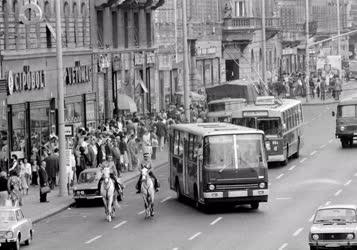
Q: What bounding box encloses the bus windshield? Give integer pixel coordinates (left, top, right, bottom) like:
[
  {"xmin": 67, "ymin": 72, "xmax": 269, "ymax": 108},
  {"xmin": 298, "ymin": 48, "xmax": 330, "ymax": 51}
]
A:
[
  {"xmin": 257, "ymin": 118, "xmax": 281, "ymax": 136},
  {"xmin": 338, "ymin": 105, "xmax": 357, "ymax": 118},
  {"xmin": 204, "ymin": 134, "xmax": 265, "ymax": 170}
]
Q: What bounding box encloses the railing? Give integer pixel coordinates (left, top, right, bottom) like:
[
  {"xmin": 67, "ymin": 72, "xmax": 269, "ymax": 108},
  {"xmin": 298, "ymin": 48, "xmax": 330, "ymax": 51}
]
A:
[{"xmin": 223, "ymin": 17, "xmax": 281, "ymax": 30}]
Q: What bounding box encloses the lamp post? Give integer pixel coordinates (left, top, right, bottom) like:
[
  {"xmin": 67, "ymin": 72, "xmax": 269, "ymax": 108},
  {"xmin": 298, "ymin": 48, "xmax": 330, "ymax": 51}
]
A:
[
  {"xmin": 182, "ymin": 0, "xmax": 190, "ymax": 122},
  {"xmin": 305, "ymin": 0, "xmax": 310, "ymax": 103}
]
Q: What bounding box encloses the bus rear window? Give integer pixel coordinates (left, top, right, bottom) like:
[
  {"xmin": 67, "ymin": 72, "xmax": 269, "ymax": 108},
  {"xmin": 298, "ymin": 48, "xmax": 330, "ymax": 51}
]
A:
[
  {"xmin": 338, "ymin": 105, "xmax": 357, "ymax": 118},
  {"xmin": 208, "ymin": 103, "xmax": 225, "ymax": 112}
]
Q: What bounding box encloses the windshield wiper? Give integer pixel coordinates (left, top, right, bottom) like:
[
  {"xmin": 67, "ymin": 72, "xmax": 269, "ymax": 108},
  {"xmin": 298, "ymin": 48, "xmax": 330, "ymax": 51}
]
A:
[
  {"xmin": 315, "ymin": 219, "xmax": 331, "ymax": 223},
  {"xmin": 218, "ymin": 162, "xmax": 234, "ymax": 173}
]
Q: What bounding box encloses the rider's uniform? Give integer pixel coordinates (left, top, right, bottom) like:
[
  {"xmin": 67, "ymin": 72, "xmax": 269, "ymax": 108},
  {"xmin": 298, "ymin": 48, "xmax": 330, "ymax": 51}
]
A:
[
  {"xmin": 136, "ymin": 159, "xmax": 159, "ymax": 193},
  {"xmin": 97, "ymin": 161, "xmax": 121, "ymax": 191}
]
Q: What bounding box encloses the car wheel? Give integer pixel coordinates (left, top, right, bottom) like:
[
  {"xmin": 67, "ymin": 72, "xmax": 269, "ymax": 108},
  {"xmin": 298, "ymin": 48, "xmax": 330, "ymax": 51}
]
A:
[
  {"xmin": 14, "ymin": 235, "xmax": 20, "ymax": 250},
  {"xmin": 341, "ymin": 138, "xmax": 348, "ymax": 148},
  {"xmin": 281, "ymin": 147, "xmax": 289, "ymax": 166},
  {"xmin": 24, "ymin": 231, "xmax": 32, "ymax": 246},
  {"xmin": 309, "ymin": 246, "xmax": 317, "ymax": 250},
  {"xmin": 292, "ymin": 139, "xmax": 300, "ymax": 159},
  {"xmin": 250, "ymin": 202, "xmax": 259, "ymax": 210},
  {"xmin": 175, "ymin": 180, "xmax": 183, "ymax": 202}
]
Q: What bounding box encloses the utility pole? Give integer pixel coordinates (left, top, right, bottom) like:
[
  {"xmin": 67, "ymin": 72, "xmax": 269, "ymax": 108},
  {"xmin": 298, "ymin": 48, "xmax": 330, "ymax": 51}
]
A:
[
  {"xmin": 55, "ymin": 0, "xmax": 67, "ymax": 197},
  {"xmin": 305, "ymin": 0, "xmax": 310, "ymax": 103},
  {"xmin": 182, "ymin": 0, "xmax": 190, "ymax": 122},
  {"xmin": 174, "ymin": 0, "xmax": 179, "ymax": 63},
  {"xmin": 261, "ymin": 0, "xmax": 267, "ymax": 88},
  {"xmin": 337, "ymin": 0, "xmax": 341, "ymax": 56}
]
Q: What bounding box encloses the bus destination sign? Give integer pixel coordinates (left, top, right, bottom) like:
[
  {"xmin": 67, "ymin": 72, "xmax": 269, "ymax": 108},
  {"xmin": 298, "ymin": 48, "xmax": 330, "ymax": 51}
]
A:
[{"xmin": 243, "ymin": 111, "xmax": 268, "ymax": 117}]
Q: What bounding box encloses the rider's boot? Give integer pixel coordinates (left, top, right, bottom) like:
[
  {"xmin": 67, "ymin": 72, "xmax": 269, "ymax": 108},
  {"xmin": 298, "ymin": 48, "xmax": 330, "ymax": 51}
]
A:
[{"xmin": 136, "ymin": 175, "xmax": 142, "ymax": 194}]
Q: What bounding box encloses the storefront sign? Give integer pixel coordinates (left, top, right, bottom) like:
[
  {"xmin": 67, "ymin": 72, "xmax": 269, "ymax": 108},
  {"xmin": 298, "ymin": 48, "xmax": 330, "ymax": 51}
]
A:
[
  {"xmin": 112, "ymin": 54, "xmax": 121, "ymax": 71},
  {"xmin": 64, "ymin": 63, "xmax": 91, "ymax": 85},
  {"xmin": 98, "ymin": 54, "xmax": 110, "ymax": 72},
  {"xmin": 135, "ymin": 53, "xmax": 144, "ymax": 65},
  {"xmin": 147, "ymin": 52, "xmax": 155, "ymax": 64},
  {"xmin": 64, "ymin": 125, "xmax": 74, "ymax": 137},
  {"xmin": 7, "ymin": 67, "xmax": 46, "ymax": 95}
]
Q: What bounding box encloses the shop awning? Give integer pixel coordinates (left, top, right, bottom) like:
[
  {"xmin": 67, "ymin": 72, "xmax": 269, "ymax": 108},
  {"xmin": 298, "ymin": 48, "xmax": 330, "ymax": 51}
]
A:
[{"xmin": 117, "ymin": 94, "xmax": 137, "ymax": 113}]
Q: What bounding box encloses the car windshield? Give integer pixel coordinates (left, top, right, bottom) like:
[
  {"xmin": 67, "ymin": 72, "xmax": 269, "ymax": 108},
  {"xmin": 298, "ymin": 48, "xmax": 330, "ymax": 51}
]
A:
[
  {"xmin": 257, "ymin": 118, "xmax": 281, "ymax": 135},
  {"xmin": 338, "ymin": 105, "xmax": 357, "ymax": 118},
  {"xmin": 78, "ymin": 171, "xmax": 99, "ymax": 184},
  {"xmin": 0, "ymin": 211, "xmax": 16, "ymax": 222},
  {"xmin": 314, "ymin": 208, "xmax": 357, "ymax": 223},
  {"xmin": 204, "ymin": 134, "xmax": 265, "ymax": 170}
]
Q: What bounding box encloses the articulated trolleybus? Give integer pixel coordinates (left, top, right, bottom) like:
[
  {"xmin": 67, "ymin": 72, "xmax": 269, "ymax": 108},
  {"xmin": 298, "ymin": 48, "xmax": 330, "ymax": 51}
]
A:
[
  {"xmin": 169, "ymin": 123, "xmax": 268, "ymax": 210},
  {"xmin": 231, "ymin": 96, "xmax": 303, "ymax": 165}
]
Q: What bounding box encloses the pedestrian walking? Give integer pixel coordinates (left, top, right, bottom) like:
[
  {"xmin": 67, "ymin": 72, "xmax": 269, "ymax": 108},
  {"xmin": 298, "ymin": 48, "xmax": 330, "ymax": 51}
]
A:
[
  {"xmin": 31, "ymin": 160, "xmax": 39, "ymax": 185},
  {"xmin": 127, "ymin": 135, "xmax": 139, "ymax": 172},
  {"xmin": 24, "ymin": 158, "xmax": 32, "ymax": 191},
  {"xmin": 19, "ymin": 160, "xmax": 29, "ymax": 195},
  {"xmin": 45, "ymin": 150, "xmax": 59, "ymax": 190},
  {"xmin": 0, "ymin": 171, "xmax": 8, "ymax": 206},
  {"xmin": 7, "ymin": 171, "xmax": 22, "ymax": 206},
  {"xmin": 39, "ymin": 161, "xmax": 50, "ymax": 203},
  {"xmin": 151, "ymin": 128, "xmax": 159, "ymax": 160}
]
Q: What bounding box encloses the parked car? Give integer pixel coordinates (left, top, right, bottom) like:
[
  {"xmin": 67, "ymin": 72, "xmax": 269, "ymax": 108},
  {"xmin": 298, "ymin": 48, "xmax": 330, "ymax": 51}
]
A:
[
  {"xmin": 309, "ymin": 204, "xmax": 357, "ymax": 249},
  {"xmin": 73, "ymin": 168, "xmax": 102, "ymax": 203},
  {"xmin": 0, "ymin": 206, "xmax": 33, "ymax": 250}
]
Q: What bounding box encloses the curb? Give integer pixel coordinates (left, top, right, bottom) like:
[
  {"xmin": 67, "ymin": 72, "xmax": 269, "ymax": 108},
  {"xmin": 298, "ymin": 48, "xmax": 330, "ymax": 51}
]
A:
[
  {"xmin": 32, "ymin": 160, "xmax": 168, "ymax": 224},
  {"xmin": 33, "ymin": 201, "xmax": 75, "ymax": 224},
  {"xmin": 302, "ymin": 100, "xmax": 339, "ymax": 106}
]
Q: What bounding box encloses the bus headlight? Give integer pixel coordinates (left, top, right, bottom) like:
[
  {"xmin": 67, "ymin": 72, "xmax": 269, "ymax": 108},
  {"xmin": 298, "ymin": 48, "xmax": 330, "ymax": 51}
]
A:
[
  {"xmin": 347, "ymin": 234, "xmax": 354, "ymax": 240},
  {"xmin": 209, "ymin": 184, "xmax": 215, "ymax": 191},
  {"xmin": 80, "ymin": 191, "xmax": 85, "ymax": 195},
  {"xmin": 340, "ymin": 126, "xmax": 345, "ymax": 131},
  {"xmin": 265, "ymin": 142, "xmax": 271, "ymax": 151},
  {"xmin": 259, "ymin": 183, "xmax": 266, "ymax": 189},
  {"xmin": 312, "ymin": 234, "xmax": 319, "ymax": 241}
]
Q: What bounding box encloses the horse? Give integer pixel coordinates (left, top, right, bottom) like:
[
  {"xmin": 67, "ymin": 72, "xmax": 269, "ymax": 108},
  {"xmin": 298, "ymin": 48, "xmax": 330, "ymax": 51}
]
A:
[
  {"xmin": 140, "ymin": 167, "xmax": 155, "ymax": 219},
  {"xmin": 8, "ymin": 175, "xmax": 22, "ymax": 207},
  {"xmin": 100, "ymin": 167, "xmax": 116, "ymax": 222}
]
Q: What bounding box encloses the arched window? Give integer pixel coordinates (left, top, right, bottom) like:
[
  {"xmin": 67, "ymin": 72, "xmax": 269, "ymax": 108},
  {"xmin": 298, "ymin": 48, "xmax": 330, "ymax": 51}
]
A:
[
  {"xmin": 81, "ymin": 2, "xmax": 86, "ymax": 46},
  {"xmin": 2, "ymin": 0, "xmax": 8, "ymax": 49},
  {"xmin": 73, "ymin": 2, "xmax": 78, "ymax": 46},
  {"xmin": 64, "ymin": 2, "xmax": 70, "ymax": 47},
  {"xmin": 44, "ymin": 1, "xmax": 52, "ymax": 48},
  {"xmin": 13, "ymin": 0, "xmax": 19, "ymax": 49},
  {"xmin": 44, "ymin": 1, "xmax": 51, "ymax": 20}
]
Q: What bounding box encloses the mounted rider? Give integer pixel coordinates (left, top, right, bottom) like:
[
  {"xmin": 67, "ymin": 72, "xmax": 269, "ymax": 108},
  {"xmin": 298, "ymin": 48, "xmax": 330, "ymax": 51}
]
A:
[
  {"xmin": 97, "ymin": 155, "xmax": 123, "ymax": 195},
  {"xmin": 136, "ymin": 152, "xmax": 160, "ymax": 193}
]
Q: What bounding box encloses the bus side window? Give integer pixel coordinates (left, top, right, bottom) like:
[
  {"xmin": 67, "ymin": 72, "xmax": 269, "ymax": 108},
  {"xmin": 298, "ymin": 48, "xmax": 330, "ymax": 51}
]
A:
[
  {"xmin": 203, "ymin": 137, "xmax": 209, "ymax": 166},
  {"xmin": 174, "ymin": 130, "xmax": 180, "ymax": 156},
  {"xmin": 178, "ymin": 132, "xmax": 184, "ymax": 157}
]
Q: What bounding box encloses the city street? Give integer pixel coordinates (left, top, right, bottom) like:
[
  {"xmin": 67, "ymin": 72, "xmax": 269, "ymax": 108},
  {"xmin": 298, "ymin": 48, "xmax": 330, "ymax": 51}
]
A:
[{"xmin": 18, "ymin": 82, "xmax": 357, "ymax": 250}]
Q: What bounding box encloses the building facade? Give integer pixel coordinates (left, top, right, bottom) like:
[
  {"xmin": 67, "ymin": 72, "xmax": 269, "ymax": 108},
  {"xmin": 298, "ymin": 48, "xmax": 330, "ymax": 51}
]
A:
[
  {"xmin": 0, "ymin": 0, "xmax": 95, "ymax": 160},
  {"xmin": 92, "ymin": 0, "xmax": 163, "ymax": 116}
]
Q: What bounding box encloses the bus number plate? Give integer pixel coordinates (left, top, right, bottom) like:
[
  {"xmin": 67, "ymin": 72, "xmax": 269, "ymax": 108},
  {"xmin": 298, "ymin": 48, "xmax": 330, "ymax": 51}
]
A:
[{"xmin": 228, "ymin": 190, "xmax": 248, "ymax": 197}]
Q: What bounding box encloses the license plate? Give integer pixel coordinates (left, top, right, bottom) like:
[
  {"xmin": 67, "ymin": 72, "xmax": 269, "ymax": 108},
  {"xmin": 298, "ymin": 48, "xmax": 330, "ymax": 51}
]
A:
[
  {"xmin": 228, "ymin": 190, "xmax": 248, "ymax": 197},
  {"xmin": 326, "ymin": 244, "xmax": 340, "ymax": 248},
  {"xmin": 86, "ymin": 196, "xmax": 96, "ymax": 199}
]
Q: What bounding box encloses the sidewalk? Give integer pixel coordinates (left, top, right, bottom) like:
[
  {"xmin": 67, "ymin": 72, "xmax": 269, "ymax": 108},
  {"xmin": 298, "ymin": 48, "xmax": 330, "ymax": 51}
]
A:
[
  {"xmin": 21, "ymin": 148, "xmax": 168, "ymax": 224},
  {"xmin": 297, "ymin": 96, "xmax": 339, "ymax": 106}
]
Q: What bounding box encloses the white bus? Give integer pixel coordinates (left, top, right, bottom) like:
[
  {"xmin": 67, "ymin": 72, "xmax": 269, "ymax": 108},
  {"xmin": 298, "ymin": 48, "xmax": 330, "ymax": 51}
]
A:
[{"xmin": 207, "ymin": 98, "xmax": 246, "ymax": 123}]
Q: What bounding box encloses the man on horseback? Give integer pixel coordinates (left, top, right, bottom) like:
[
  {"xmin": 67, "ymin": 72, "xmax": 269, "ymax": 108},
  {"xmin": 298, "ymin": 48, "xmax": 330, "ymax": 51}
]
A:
[
  {"xmin": 136, "ymin": 152, "xmax": 160, "ymax": 194},
  {"xmin": 97, "ymin": 155, "xmax": 123, "ymax": 198}
]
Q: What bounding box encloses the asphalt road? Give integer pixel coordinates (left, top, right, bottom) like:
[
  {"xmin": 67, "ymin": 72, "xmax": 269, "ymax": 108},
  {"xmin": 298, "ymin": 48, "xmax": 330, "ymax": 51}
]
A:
[{"xmin": 20, "ymin": 81, "xmax": 357, "ymax": 250}]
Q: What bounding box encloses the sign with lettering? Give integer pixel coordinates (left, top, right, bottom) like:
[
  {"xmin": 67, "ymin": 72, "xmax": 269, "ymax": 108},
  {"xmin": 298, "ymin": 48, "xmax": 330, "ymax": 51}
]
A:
[
  {"xmin": 147, "ymin": 52, "xmax": 155, "ymax": 64},
  {"xmin": 134, "ymin": 53, "xmax": 144, "ymax": 65},
  {"xmin": 64, "ymin": 125, "xmax": 73, "ymax": 137},
  {"xmin": 112, "ymin": 54, "xmax": 121, "ymax": 71},
  {"xmin": 64, "ymin": 63, "xmax": 91, "ymax": 85},
  {"xmin": 243, "ymin": 111, "xmax": 269, "ymax": 117},
  {"xmin": 7, "ymin": 67, "xmax": 46, "ymax": 95},
  {"xmin": 19, "ymin": 0, "xmax": 42, "ymax": 25}
]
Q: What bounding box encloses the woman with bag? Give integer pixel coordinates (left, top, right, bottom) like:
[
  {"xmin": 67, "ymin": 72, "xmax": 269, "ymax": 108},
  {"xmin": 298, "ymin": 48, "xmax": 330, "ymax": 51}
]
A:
[{"xmin": 39, "ymin": 160, "xmax": 50, "ymax": 203}]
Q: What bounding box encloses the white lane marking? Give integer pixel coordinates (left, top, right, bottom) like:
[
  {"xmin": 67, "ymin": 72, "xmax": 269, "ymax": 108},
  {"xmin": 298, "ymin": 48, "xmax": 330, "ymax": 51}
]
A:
[
  {"xmin": 161, "ymin": 196, "xmax": 172, "ymax": 203},
  {"xmin": 113, "ymin": 220, "xmax": 127, "ymax": 229},
  {"xmin": 210, "ymin": 217, "xmax": 222, "ymax": 226},
  {"xmin": 309, "ymin": 214, "xmax": 315, "ymax": 222},
  {"xmin": 188, "ymin": 232, "xmax": 202, "ymax": 241},
  {"xmin": 293, "ymin": 227, "xmax": 304, "ymax": 237},
  {"xmin": 325, "ymin": 201, "xmax": 331, "ymax": 206},
  {"xmin": 320, "ymin": 144, "xmax": 326, "ymax": 149},
  {"xmin": 173, "ymin": 248, "xmax": 179, "ymax": 250},
  {"xmin": 344, "ymin": 180, "xmax": 352, "ymax": 186},
  {"xmin": 329, "ymin": 139, "xmax": 333, "ymax": 143},
  {"xmin": 288, "ymin": 165, "xmax": 296, "ymax": 171},
  {"xmin": 334, "ymin": 189, "xmax": 343, "ymax": 196},
  {"xmin": 276, "ymin": 174, "xmax": 284, "ymax": 180},
  {"xmin": 85, "ymin": 235, "xmax": 102, "ymax": 244},
  {"xmin": 276, "ymin": 197, "xmax": 291, "ymax": 200},
  {"xmin": 300, "ymin": 158, "xmax": 307, "ymax": 163},
  {"xmin": 138, "ymin": 210, "xmax": 145, "ymax": 215},
  {"xmin": 310, "ymin": 151, "xmax": 317, "ymax": 156},
  {"xmin": 278, "ymin": 243, "xmax": 288, "ymax": 250}
]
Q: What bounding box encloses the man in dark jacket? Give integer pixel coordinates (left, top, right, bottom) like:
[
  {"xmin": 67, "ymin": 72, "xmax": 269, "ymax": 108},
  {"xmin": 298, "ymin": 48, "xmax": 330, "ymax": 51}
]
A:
[
  {"xmin": 0, "ymin": 171, "xmax": 8, "ymax": 206},
  {"xmin": 95, "ymin": 138, "xmax": 104, "ymax": 165},
  {"xmin": 45, "ymin": 150, "xmax": 59, "ymax": 190},
  {"xmin": 155, "ymin": 118, "xmax": 167, "ymax": 151},
  {"xmin": 39, "ymin": 161, "xmax": 49, "ymax": 202}
]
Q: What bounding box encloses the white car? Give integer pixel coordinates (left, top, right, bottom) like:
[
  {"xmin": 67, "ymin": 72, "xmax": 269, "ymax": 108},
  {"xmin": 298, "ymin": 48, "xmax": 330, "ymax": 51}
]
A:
[{"xmin": 309, "ymin": 204, "xmax": 357, "ymax": 249}]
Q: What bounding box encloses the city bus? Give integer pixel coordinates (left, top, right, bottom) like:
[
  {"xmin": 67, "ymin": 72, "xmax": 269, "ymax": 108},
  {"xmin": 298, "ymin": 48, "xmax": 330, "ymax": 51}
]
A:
[
  {"xmin": 333, "ymin": 94, "xmax": 357, "ymax": 148},
  {"xmin": 169, "ymin": 123, "xmax": 268, "ymax": 210},
  {"xmin": 207, "ymin": 98, "xmax": 246, "ymax": 122},
  {"xmin": 231, "ymin": 96, "xmax": 303, "ymax": 165}
]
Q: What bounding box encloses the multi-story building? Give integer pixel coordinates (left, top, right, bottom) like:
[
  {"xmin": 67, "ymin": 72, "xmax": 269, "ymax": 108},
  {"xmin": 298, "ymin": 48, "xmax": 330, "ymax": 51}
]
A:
[
  {"xmin": 221, "ymin": 0, "xmax": 282, "ymax": 83},
  {"xmin": 154, "ymin": 0, "xmax": 222, "ymax": 109},
  {"xmin": 92, "ymin": 0, "xmax": 164, "ymax": 116},
  {"xmin": 0, "ymin": 0, "xmax": 95, "ymax": 160}
]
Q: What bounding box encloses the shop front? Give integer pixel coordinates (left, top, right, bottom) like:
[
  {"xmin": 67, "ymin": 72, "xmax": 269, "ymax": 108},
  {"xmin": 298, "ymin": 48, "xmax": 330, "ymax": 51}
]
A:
[{"xmin": 4, "ymin": 52, "xmax": 96, "ymax": 160}]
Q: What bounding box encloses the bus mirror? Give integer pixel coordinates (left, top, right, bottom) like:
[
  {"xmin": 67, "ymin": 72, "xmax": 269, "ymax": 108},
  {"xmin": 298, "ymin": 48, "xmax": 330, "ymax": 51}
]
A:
[{"xmin": 332, "ymin": 111, "xmax": 335, "ymax": 117}]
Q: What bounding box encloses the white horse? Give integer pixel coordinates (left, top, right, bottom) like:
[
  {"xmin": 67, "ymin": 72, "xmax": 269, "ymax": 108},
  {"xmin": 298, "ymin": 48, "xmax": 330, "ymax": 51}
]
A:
[
  {"xmin": 140, "ymin": 168, "xmax": 155, "ymax": 219},
  {"xmin": 100, "ymin": 167, "xmax": 116, "ymax": 222}
]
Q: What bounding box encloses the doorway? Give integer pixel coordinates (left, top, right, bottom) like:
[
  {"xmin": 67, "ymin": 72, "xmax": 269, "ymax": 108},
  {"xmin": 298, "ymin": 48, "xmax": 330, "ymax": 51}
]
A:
[{"xmin": 225, "ymin": 59, "xmax": 239, "ymax": 81}]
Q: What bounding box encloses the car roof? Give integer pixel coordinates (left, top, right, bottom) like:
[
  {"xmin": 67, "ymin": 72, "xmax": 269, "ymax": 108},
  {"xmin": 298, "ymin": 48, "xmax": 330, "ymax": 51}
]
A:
[{"xmin": 318, "ymin": 204, "xmax": 357, "ymax": 210}]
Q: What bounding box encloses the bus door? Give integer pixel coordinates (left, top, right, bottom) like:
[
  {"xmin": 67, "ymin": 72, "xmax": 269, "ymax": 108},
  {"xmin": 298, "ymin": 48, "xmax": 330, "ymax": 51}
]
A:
[
  {"xmin": 183, "ymin": 133, "xmax": 190, "ymax": 196},
  {"xmin": 185, "ymin": 134, "xmax": 199, "ymax": 199}
]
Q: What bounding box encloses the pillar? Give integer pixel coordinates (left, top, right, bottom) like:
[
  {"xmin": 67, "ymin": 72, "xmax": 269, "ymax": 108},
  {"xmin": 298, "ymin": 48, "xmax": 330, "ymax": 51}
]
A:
[{"xmin": 139, "ymin": 9, "xmax": 147, "ymax": 47}]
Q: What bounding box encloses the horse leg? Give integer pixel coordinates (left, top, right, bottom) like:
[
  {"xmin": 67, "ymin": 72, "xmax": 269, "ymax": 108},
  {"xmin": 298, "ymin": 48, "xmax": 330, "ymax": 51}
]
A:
[{"xmin": 108, "ymin": 196, "xmax": 113, "ymax": 222}]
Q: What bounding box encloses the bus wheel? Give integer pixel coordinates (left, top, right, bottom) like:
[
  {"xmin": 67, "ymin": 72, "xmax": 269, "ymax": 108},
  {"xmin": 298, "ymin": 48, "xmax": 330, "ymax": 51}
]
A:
[
  {"xmin": 293, "ymin": 139, "xmax": 300, "ymax": 159},
  {"xmin": 194, "ymin": 187, "xmax": 203, "ymax": 210},
  {"xmin": 341, "ymin": 139, "xmax": 348, "ymax": 148},
  {"xmin": 281, "ymin": 147, "xmax": 289, "ymax": 166},
  {"xmin": 250, "ymin": 202, "xmax": 259, "ymax": 210},
  {"xmin": 175, "ymin": 181, "xmax": 183, "ymax": 202}
]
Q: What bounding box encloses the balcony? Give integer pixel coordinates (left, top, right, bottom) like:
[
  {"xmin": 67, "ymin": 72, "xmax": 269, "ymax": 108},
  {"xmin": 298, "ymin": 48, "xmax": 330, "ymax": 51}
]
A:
[{"xmin": 223, "ymin": 17, "xmax": 281, "ymax": 42}]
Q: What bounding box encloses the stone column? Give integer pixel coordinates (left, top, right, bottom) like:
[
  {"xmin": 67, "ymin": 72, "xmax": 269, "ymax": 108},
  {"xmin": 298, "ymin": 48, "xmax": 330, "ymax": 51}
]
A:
[
  {"xmin": 139, "ymin": 9, "xmax": 147, "ymax": 47},
  {"xmin": 128, "ymin": 9, "xmax": 135, "ymax": 48},
  {"xmin": 103, "ymin": 7, "xmax": 113, "ymax": 48},
  {"xmin": 118, "ymin": 9, "xmax": 125, "ymax": 49}
]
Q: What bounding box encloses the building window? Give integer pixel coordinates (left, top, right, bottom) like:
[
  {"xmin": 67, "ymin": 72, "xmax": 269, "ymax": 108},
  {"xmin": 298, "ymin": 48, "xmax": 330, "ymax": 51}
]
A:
[
  {"xmin": 44, "ymin": 1, "xmax": 52, "ymax": 48},
  {"xmin": 97, "ymin": 10, "xmax": 104, "ymax": 48},
  {"xmin": 112, "ymin": 11, "xmax": 118, "ymax": 48},
  {"xmin": 134, "ymin": 12, "xmax": 139, "ymax": 47},
  {"xmin": 2, "ymin": 0, "xmax": 8, "ymax": 49},
  {"xmin": 73, "ymin": 2, "xmax": 78, "ymax": 46},
  {"xmin": 44, "ymin": 1, "xmax": 51, "ymax": 19},
  {"xmin": 13, "ymin": 0, "xmax": 19, "ymax": 49},
  {"xmin": 146, "ymin": 12, "xmax": 152, "ymax": 47},
  {"xmin": 81, "ymin": 3, "xmax": 87, "ymax": 46},
  {"xmin": 234, "ymin": 1, "xmax": 245, "ymax": 17},
  {"xmin": 64, "ymin": 2, "xmax": 70, "ymax": 47},
  {"xmin": 124, "ymin": 12, "xmax": 128, "ymax": 48}
]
